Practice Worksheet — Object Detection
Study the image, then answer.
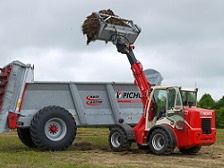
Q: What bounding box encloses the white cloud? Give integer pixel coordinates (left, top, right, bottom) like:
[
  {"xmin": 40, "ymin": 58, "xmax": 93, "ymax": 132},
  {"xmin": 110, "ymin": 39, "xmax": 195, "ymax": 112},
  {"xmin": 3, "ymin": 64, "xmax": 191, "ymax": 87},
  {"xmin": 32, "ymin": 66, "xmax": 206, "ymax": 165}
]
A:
[{"xmin": 0, "ymin": 0, "xmax": 224, "ymax": 100}]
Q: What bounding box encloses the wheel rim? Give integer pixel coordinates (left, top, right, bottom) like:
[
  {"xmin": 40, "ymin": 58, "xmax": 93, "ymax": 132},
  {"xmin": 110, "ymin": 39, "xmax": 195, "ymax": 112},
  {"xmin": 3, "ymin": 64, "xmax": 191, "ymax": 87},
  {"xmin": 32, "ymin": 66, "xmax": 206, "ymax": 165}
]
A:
[
  {"xmin": 44, "ymin": 118, "xmax": 67, "ymax": 141},
  {"xmin": 152, "ymin": 133, "xmax": 165, "ymax": 151},
  {"xmin": 111, "ymin": 132, "xmax": 121, "ymax": 148}
]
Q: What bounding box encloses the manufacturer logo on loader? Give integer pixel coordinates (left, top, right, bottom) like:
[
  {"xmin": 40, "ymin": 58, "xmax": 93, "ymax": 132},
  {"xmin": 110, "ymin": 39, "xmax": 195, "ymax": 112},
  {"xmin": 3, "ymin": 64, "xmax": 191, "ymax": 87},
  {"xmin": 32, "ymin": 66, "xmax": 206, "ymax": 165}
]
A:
[
  {"xmin": 86, "ymin": 95, "xmax": 102, "ymax": 106},
  {"xmin": 200, "ymin": 111, "xmax": 213, "ymax": 117}
]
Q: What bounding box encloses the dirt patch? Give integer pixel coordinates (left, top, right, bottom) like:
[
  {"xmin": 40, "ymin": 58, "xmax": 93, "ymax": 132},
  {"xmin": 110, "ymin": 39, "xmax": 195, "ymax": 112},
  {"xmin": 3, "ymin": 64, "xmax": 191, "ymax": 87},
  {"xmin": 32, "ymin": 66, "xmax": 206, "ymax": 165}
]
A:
[
  {"xmin": 1, "ymin": 129, "xmax": 224, "ymax": 167},
  {"xmin": 73, "ymin": 142, "xmax": 92, "ymax": 151},
  {"xmin": 70, "ymin": 137, "xmax": 224, "ymax": 168},
  {"xmin": 84, "ymin": 144, "xmax": 224, "ymax": 168}
]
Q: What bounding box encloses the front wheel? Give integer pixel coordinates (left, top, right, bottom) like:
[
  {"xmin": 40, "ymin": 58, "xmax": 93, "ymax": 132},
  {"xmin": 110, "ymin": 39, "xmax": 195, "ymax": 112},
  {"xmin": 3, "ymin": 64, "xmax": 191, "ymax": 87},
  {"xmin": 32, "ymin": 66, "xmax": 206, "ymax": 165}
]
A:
[
  {"xmin": 109, "ymin": 127, "xmax": 131, "ymax": 152},
  {"xmin": 149, "ymin": 128, "xmax": 175, "ymax": 155},
  {"xmin": 30, "ymin": 106, "xmax": 77, "ymax": 151}
]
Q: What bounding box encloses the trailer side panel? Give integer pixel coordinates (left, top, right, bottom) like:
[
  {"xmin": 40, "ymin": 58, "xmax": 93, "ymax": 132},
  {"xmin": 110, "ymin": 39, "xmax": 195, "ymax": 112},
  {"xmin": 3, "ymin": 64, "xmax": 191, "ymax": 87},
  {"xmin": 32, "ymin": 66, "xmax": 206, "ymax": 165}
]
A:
[{"xmin": 19, "ymin": 82, "xmax": 143, "ymax": 127}]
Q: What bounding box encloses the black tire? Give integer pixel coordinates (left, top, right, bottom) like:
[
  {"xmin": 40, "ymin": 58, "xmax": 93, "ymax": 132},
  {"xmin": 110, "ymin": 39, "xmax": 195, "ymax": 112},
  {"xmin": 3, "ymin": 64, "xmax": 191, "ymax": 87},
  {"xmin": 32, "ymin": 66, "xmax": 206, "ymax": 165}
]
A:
[
  {"xmin": 30, "ymin": 106, "xmax": 77, "ymax": 151},
  {"xmin": 109, "ymin": 127, "xmax": 131, "ymax": 152},
  {"xmin": 179, "ymin": 146, "xmax": 201, "ymax": 155},
  {"xmin": 149, "ymin": 128, "xmax": 175, "ymax": 155},
  {"xmin": 17, "ymin": 128, "xmax": 37, "ymax": 148}
]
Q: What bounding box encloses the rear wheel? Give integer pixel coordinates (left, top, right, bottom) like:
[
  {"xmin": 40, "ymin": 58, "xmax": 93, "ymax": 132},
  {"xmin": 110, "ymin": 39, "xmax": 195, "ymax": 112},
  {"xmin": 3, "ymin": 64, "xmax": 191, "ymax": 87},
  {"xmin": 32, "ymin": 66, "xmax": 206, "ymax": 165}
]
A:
[
  {"xmin": 17, "ymin": 128, "xmax": 36, "ymax": 148},
  {"xmin": 109, "ymin": 127, "xmax": 131, "ymax": 152},
  {"xmin": 30, "ymin": 106, "xmax": 77, "ymax": 151},
  {"xmin": 180, "ymin": 146, "xmax": 201, "ymax": 154},
  {"xmin": 149, "ymin": 128, "xmax": 175, "ymax": 155}
]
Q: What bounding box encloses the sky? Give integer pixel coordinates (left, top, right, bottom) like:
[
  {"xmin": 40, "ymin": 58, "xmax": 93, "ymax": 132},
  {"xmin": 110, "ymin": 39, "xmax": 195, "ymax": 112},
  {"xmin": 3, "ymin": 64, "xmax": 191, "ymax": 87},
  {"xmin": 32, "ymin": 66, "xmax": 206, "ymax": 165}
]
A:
[{"xmin": 0, "ymin": 0, "xmax": 223, "ymax": 101}]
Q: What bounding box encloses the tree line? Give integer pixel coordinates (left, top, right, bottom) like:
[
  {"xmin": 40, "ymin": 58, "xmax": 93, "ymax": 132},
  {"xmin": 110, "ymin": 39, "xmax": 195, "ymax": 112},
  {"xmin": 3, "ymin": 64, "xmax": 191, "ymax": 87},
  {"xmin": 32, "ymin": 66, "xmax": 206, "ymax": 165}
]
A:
[{"xmin": 198, "ymin": 94, "xmax": 224, "ymax": 128}]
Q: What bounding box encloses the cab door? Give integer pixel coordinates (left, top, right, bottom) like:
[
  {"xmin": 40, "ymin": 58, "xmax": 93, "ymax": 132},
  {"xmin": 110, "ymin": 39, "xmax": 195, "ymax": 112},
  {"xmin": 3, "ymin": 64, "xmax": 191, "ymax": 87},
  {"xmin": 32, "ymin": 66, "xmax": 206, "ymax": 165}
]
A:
[{"xmin": 166, "ymin": 87, "xmax": 184, "ymax": 129}]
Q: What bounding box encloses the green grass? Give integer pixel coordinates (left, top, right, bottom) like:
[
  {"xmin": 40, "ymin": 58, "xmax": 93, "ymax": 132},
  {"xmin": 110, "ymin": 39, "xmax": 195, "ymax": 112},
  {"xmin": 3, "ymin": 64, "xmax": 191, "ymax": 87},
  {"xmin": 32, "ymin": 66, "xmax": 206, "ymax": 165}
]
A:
[
  {"xmin": 0, "ymin": 128, "xmax": 223, "ymax": 168},
  {"xmin": 0, "ymin": 128, "xmax": 112, "ymax": 168},
  {"xmin": 216, "ymin": 128, "xmax": 224, "ymax": 143}
]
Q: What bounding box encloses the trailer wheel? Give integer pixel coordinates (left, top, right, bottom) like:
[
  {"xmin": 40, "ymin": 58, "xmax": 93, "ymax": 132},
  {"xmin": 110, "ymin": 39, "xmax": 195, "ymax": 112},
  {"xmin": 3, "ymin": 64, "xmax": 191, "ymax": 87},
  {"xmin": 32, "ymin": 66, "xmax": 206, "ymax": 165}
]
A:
[
  {"xmin": 179, "ymin": 146, "xmax": 201, "ymax": 155},
  {"xmin": 30, "ymin": 106, "xmax": 77, "ymax": 151},
  {"xmin": 149, "ymin": 128, "xmax": 175, "ymax": 155},
  {"xmin": 17, "ymin": 128, "xmax": 36, "ymax": 148},
  {"xmin": 109, "ymin": 127, "xmax": 131, "ymax": 152}
]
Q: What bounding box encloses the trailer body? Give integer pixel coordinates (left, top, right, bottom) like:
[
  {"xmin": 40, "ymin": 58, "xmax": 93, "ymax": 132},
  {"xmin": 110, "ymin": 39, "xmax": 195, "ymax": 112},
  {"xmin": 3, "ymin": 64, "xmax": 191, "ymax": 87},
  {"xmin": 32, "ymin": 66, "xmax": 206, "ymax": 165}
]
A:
[
  {"xmin": 0, "ymin": 61, "xmax": 144, "ymax": 133},
  {"xmin": 20, "ymin": 82, "xmax": 144, "ymax": 128}
]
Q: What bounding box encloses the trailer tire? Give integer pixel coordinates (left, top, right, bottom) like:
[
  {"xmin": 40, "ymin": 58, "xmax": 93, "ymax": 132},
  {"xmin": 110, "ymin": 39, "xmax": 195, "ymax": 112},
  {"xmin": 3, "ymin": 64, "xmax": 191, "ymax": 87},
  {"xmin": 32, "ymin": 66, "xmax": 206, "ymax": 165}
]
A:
[
  {"xmin": 109, "ymin": 127, "xmax": 131, "ymax": 152},
  {"xmin": 179, "ymin": 146, "xmax": 201, "ymax": 155},
  {"xmin": 17, "ymin": 128, "xmax": 36, "ymax": 148},
  {"xmin": 30, "ymin": 106, "xmax": 77, "ymax": 151},
  {"xmin": 149, "ymin": 128, "xmax": 175, "ymax": 155}
]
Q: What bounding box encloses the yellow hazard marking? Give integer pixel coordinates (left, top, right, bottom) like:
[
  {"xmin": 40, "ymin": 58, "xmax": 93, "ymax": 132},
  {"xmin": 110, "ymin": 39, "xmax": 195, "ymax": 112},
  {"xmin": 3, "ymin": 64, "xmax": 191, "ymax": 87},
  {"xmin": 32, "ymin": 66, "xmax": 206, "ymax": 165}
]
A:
[{"xmin": 17, "ymin": 102, "xmax": 21, "ymax": 108}]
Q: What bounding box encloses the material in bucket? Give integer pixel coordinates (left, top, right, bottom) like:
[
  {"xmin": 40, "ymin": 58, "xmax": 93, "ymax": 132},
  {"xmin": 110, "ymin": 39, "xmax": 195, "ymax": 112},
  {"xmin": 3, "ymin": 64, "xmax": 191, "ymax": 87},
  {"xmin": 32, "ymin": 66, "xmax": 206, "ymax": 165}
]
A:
[{"xmin": 82, "ymin": 9, "xmax": 141, "ymax": 45}]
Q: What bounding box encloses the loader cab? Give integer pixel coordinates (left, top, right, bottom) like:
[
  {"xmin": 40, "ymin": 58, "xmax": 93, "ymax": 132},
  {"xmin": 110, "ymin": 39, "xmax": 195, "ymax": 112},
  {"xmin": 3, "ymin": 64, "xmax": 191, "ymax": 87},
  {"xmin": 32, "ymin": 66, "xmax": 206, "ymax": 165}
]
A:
[{"xmin": 146, "ymin": 86, "xmax": 184, "ymax": 130}]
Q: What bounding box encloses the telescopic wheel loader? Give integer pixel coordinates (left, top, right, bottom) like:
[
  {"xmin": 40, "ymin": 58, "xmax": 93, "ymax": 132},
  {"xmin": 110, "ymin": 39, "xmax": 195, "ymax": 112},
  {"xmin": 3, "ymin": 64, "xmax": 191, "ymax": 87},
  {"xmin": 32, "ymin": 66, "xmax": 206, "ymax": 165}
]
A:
[{"xmin": 85, "ymin": 12, "xmax": 216, "ymax": 155}]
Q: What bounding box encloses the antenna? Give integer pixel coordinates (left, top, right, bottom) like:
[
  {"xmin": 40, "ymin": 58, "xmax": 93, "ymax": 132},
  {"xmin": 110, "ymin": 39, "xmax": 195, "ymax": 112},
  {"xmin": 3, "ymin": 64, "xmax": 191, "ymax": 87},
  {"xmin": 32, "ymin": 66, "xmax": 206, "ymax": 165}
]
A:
[{"xmin": 195, "ymin": 82, "xmax": 197, "ymax": 89}]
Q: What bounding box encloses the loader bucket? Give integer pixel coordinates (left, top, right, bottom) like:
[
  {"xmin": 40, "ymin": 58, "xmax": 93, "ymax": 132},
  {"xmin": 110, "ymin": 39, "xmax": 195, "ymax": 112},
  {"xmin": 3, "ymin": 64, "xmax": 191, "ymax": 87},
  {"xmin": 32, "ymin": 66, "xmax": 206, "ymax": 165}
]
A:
[{"xmin": 82, "ymin": 9, "xmax": 141, "ymax": 45}]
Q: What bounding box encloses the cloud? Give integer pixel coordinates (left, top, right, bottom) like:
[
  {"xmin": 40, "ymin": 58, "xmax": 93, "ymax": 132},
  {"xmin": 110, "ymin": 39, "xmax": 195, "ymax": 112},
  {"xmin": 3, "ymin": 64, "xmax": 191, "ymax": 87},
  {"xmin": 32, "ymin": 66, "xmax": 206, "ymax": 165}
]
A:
[{"xmin": 0, "ymin": 0, "xmax": 224, "ymax": 100}]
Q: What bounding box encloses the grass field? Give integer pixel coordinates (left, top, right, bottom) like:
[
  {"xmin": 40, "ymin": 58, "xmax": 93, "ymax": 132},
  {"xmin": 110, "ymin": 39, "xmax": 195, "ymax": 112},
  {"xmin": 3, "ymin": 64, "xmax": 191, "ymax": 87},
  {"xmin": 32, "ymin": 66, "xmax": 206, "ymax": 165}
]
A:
[{"xmin": 0, "ymin": 128, "xmax": 223, "ymax": 168}]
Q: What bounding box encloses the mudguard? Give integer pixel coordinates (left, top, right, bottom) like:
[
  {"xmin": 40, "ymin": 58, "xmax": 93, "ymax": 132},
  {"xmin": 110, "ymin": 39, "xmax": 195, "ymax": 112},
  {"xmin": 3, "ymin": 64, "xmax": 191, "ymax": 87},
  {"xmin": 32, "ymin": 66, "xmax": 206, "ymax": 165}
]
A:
[{"xmin": 114, "ymin": 123, "xmax": 136, "ymax": 141}]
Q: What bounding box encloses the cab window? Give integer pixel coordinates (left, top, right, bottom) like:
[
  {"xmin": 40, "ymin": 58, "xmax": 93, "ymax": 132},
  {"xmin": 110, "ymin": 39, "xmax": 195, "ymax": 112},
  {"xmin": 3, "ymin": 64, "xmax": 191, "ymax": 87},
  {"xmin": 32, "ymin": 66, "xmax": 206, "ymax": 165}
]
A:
[{"xmin": 181, "ymin": 91, "xmax": 197, "ymax": 107}]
